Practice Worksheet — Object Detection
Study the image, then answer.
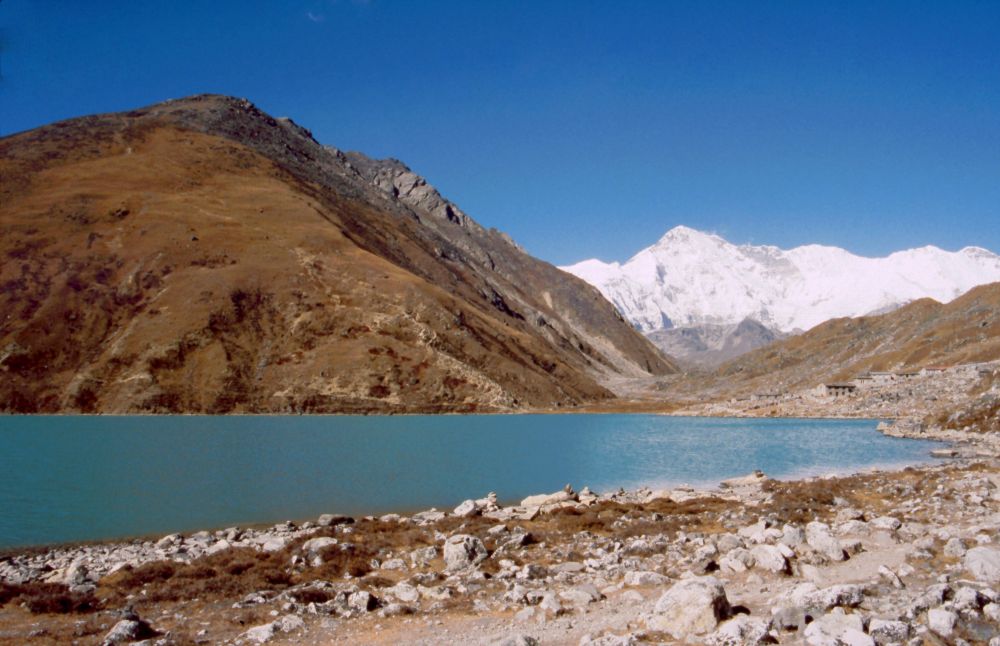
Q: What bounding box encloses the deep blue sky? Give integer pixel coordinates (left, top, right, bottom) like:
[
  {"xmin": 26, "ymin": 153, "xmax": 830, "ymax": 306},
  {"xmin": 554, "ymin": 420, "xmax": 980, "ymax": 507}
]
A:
[{"xmin": 2, "ymin": 2, "xmax": 998, "ymax": 264}]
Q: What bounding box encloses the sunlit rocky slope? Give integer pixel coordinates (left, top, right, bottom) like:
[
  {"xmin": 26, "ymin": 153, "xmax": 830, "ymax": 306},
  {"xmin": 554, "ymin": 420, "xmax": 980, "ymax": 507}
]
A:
[
  {"xmin": 0, "ymin": 95, "xmax": 674, "ymax": 413},
  {"xmin": 678, "ymin": 281, "xmax": 1000, "ymax": 399}
]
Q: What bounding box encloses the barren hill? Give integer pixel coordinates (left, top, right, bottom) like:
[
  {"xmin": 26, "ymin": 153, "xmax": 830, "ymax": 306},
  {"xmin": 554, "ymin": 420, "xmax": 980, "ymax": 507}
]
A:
[
  {"xmin": 676, "ymin": 282, "xmax": 1000, "ymax": 399},
  {"xmin": 0, "ymin": 95, "xmax": 673, "ymax": 413}
]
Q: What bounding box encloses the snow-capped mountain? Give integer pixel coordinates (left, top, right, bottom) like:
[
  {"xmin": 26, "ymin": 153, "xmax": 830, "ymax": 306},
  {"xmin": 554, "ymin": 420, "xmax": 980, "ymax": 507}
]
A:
[{"xmin": 561, "ymin": 226, "xmax": 1000, "ymax": 334}]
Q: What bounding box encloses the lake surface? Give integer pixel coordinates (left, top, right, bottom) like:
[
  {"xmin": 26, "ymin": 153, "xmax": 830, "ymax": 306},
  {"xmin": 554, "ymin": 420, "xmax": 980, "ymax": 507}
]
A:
[{"xmin": 0, "ymin": 415, "xmax": 945, "ymax": 548}]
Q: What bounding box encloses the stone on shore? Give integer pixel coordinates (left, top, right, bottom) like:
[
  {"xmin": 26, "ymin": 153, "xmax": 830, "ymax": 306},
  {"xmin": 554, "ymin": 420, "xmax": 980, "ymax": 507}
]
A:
[
  {"xmin": 648, "ymin": 576, "xmax": 731, "ymax": 638},
  {"xmin": 964, "ymin": 546, "xmax": 1000, "ymax": 583},
  {"xmin": 706, "ymin": 615, "xmax": 774, "ymax": 646},
  {"xmin": 750, "ymin": 544, "xmax": 790, "ymax": 574},
  {"xmin": 443, "ymin": 534, "xmax": 488, "ymax": 571},
  {"xmin": 301, "ymin": 537, "xmax": 337, "ymax": 555},
  {"xmin": 102, "ymin": 616, "xmax": 155, "ymax": 644},
  {"xmin": 806, "ymin": 521, "xmax": 846, "ymax": 561},
  {"xmin": 241, "ymin": 614, "xmax": 305, "ymax": 644},
  {"xmin": 317, "ymin": 513, "xmax": 353, "ymax": 527},
  {"xmin": 927, "ymin": 608, "xmax": 957, "ymax": 638},
  {"xmin": 802, "ymin": 609, "xmax": 866, "ymax": 645},
  {"xmin": 453, "ymin": 499, "xmax": 480, "ymax": 517},
  {"xmin": 520, "ymin": 485, "xmax": 576, "ymax": 508},
  {"xmin": 623, "ymin": 570, "xmax": 669, "ymax": 587}
]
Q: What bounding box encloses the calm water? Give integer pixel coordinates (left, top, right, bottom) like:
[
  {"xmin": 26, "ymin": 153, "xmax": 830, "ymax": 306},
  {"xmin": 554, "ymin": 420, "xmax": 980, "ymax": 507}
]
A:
[{"xmin": 0, "ymin": 415, "xmax": 944, "ymax": 548}]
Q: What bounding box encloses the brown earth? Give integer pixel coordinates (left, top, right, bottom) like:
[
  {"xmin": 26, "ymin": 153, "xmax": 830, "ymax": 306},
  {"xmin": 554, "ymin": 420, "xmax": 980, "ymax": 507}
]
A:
[
  {"xmin": 0, "ymin": 95, "xmax": 674, "ymax": 413},
  {"xmin": 657, "ymin": 281, "xmax": 1000, "ymax": 401}
]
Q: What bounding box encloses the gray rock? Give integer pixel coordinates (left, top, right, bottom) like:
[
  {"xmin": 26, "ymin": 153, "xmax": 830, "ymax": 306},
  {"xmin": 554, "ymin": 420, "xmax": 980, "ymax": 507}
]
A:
[
  {"xmin": 380, "ymin": 558, "xmax": 407, "ymax": 570},
  {"xmin": 494, "ymin": 636, "xmax": 539, "ymax": 646},
  {"xmin": 521, "ymin": 487, "xmax": 576, "ymax": 508},
  {"xmin": 803, "ymin": 609, "xmax": 865, "ymax": 646},
  {"xmin": 205, "ymin": 539, "xmax": 231, "ymax": 556},
  {"xmin": 623, "ymin": 570, "xmax": 669, "ymax": 586},
  {"xmin": 716, "ymin": 533, "xmax": 744, "ymax": 553},
  {"xmin": 706, "ymin": 615, "xmax": 774, "ymax": 646},
  {"xmin": 953, "ymin": 585, "xmax": 985, "ymax": 611},
  {"xmin": 540, "ymin": 591, "xmax": 564, "ymax": 615},
  {"xmin": 781, "ymin": 524, "xmax": 806, "ymax": 547},
  {"xmin": 380, "ymin": 602, "xmax": 415, "ymax": 617},
  {"xmin": 443, "ymin": 534, "xmax": 488, "ymax": 572},
  {"xmin": 579, "ymin": 633, "xmax": 637, "ymax": 646},
  {"xmin": 806, "ymin": 522, "xmax": 846, "ymax": 561},
  {"xmin": 317, "ymin": 513, "xmax": 353, "ymax": 527},
  {"xmin": 750, "ymin": 544, "xmax": 790, "ymax": 574},
  {"xmin": 261, "ymin": 536, "xmax": 289, "ymax": 553},
  {"xmin": 944, "ymin": 537, "xmax": 968, "ymax": 557},
  {"xmin": 649, "ymin": 576, "xmax": 731, "ymax": 638},
  {"xmin": 453, "ymin": 499, "xmax": 479, "ymax": 517},
  {"xmin": 836, "ymin": 508, "xmax": 865, "ymax": 523},
  {"xmin": 868, "ymin": 618, "xmax": 910, "ymax": 645},
  {"xmin": 518, "ymin": 563, "xmax": 548, "ymax": 580},
  {"xmin": 241, "ymin": 615, "xmax": 304, "ymax": 644},
  {"xmin": 964, "ymin": 546, "xmax": 1000, "ymax": 583},
  {"xmin": 719, "ymin": 547, "xmax": 755, "ymax": 573},
  {"xmin": 348, "ymin": 590, "xmax": 377, "ymax": 612},
  {"xmin": 927, "ymin": 607, "xmax": 957, "ymax": 638},
  {"xmin": 560, "ymin": 586, "xmax": 600, "ymax": 606},
  {"xmin": 241, "ymin": 623, "xmax": 277, "ymax": 644},
  {"xmin": 301, "ymin": 537, "xmax": 337, "ymax": 555},
  {"xmin": 410, "ymin": 545, "xmax": 437, "ymax": 567},
  {"xmin": 388, "ymin": 582, "xmax": 420, "ymax": 604},
  {"xmin": 550, "ymin": 561, "xmax": 586, "ymax": 574},
  {"xmin": 102, "ymin": 618, "xmax": 151, "ymax": 645},
  {"xmin": 869, "ymin": 516, "xmax": 902, "ymax": 531}
]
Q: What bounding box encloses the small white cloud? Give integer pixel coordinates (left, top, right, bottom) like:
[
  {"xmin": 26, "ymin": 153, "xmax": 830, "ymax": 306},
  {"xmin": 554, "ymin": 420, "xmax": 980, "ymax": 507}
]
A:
[{"xmin": 306, "ymin": 11, "xmax": 325, "ymax": 22}]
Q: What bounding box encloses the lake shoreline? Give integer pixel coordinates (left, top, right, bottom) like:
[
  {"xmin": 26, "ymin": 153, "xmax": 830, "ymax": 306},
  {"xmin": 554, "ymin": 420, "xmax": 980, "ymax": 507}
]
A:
[
  {"xmin": 2, "ymin": 410, "xmax": 998, "ymax": 644},
  {"xmin": 1, "ymin": 421, "xmax": 997, "ymax": 644},
  {"xmin": 0, "ymin": 415, "xmax": 941, "ymax": 551}
]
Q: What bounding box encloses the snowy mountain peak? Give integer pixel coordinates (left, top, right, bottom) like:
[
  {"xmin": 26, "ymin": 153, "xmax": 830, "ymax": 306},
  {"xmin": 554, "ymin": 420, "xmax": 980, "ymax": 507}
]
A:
[{"xmin": 561, "ymin": 227, "xmax": 1000, "ymax": 334}]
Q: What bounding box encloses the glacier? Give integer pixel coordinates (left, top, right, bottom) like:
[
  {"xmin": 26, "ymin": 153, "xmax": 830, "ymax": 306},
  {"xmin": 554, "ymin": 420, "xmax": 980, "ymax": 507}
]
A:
[{"xmin": 561, "ymin": 226, "xmax": 1000, "ymax": 334}]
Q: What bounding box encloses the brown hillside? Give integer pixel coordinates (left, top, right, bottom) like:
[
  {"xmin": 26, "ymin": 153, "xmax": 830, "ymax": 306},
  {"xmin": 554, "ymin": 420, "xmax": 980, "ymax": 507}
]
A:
[
  {"xmin": 678, "ymin": 282, "xmax": 1000, "ymax": 398},
  {"xmin": 0, "ymin": 95, "xmax": 674, "ymax": 413}
]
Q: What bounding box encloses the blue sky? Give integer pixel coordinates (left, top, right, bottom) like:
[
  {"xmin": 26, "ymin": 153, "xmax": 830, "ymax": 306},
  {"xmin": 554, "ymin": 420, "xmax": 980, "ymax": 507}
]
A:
[{"xmin": 1, "ymin": 1, "xmax": 998, "ymax": 264}]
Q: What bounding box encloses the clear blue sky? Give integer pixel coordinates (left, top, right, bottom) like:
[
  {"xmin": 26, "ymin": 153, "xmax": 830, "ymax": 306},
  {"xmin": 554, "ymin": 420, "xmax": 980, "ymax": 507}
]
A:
[{"xmin": 2, "ymin": 1, "xmax": 998, "ymax": 264}]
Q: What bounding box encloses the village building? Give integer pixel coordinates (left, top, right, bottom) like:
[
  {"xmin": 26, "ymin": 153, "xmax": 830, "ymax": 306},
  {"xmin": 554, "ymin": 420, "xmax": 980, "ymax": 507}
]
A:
[
  {"xmin": 751, "ymin": 392, "xmax": 782, "ymax": 403},
  {"xmin": 825, "ymin": 383, "xmax": 857, "ymax": 398},
  {"xmin": 870, "ymin": 371, "xmax": 896, "ymax": 385},
  {"xmin": 921, "ymin": 366, "xmax": 949, "ymax": 376},
  {"xmin": 895, "ymin": 370, "xmax": 920, "ymax": 380},
  {"xmin": 854, "ymin": 375, "xmax": 875, "ymax": 388}
]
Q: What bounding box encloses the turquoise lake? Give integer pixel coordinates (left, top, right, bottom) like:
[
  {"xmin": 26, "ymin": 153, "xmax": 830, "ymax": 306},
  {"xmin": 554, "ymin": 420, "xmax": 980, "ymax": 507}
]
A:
[{"xmin": 0, "ymin": 415, "xmax": 945, "ymax": 548}]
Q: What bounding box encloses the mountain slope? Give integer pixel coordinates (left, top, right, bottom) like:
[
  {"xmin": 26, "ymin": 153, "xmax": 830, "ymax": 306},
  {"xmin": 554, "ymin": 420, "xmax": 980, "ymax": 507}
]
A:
[
  {"xmin": 680, "ymin": 282, "xmax": 1000, "ymax": 398},
  {"xmin": 646, "ymin": 318, "xmax": 787, "ymax": 368},
  {"xmin": 0, "ymin": 95, "xmax": 674, "ymax": 413},
  {"xmin": 562, "ymin": 226, "xmax": 1000, "ymax": 333}
]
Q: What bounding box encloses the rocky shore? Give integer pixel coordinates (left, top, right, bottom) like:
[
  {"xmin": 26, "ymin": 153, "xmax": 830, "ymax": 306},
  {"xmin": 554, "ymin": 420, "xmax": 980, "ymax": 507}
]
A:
[{"xmin": 2, "ymin": 414, "xmax": 1000, "ymax": 645}]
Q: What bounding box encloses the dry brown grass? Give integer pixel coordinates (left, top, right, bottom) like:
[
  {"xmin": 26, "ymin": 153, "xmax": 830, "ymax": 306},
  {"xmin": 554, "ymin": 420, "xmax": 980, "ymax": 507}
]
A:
[{"xmin": 0, "ymin": 582, "xmax": 100, "ymax": 614}]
